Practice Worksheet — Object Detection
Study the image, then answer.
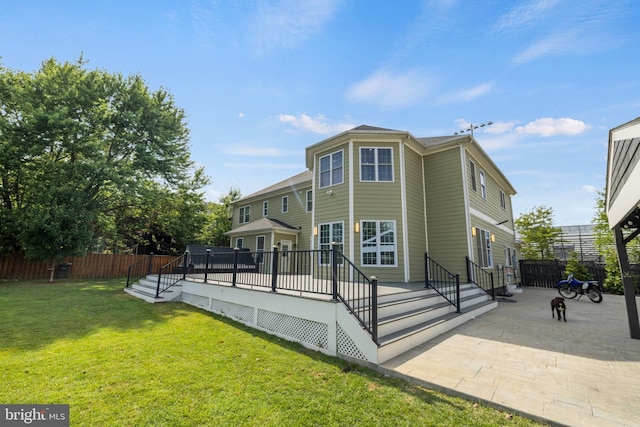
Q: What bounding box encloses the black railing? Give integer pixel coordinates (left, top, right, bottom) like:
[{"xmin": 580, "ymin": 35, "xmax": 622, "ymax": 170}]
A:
[
  {"xmin": 155, "ymin": 254, "xmax": 187, "ymax": 298},
  {"xmin": 466, "ymin": 256, "xmax": 495, "ymax": 299},
  {"xmin": 425, "ymin": 252, "xmax": 460, "ymax": 313},
  {"xmin": 182, "ymin": 245, "xmax": 379, "ymax": 344},
  {"xmin": 126, "ymin": 252, "xmax": 155, "ymax": 288}
]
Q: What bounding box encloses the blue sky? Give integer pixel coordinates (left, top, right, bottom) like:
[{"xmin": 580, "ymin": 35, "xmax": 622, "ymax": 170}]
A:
[{"xmin": 2, "ymin": 0, "xmax": 639, "ymax": 226}]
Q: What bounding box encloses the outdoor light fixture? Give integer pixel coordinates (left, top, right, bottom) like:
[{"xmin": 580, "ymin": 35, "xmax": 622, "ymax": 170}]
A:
[
  {"xmin": 491, "ymin": 234, "xmax": 496, "ymax": 243},
  {"xmin": 313, "ymin": 226, "xmax": 318, "ymax": 236},
  {"xmin": 472, "ymin": 226, "xmax": 477, "ymax": 236},
  {"xmin": 354, "ymin": 222, "xmax": 360, "ymax": 233}
]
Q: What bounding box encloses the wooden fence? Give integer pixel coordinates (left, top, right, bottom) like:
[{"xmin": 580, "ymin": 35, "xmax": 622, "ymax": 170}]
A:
[{"xmin": 0, "ymin": 252, "xmax": 175, "ymax": 280}]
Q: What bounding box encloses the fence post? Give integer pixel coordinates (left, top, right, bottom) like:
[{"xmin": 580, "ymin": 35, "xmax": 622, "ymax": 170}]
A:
[
  {"xmin": 455, "ymin": 273, "xmax": 461, "ymax": 313},
  {"xmin": 232, "ymin": 247, "xmax": 239, "ymax": 287},
  {"xmin": 424, "ymin": 252, "xmax": 430, "ymax": 288},
  {"xmin": 371, "ymin": 276, "xmax": 378, "ymax": 344},
  {"xmin": 331, "ymin": 243, "xmax": 338, "ymax": 301},
  {"xmin": 147, "ymin": 252, "xmax": 154, "ymax": 275},
  {"xmin": 126, "ymin": 265, "xmax": 132, "ymax": 288},
  {"xmin": 204, "ymin": 249, "xmax": 211, "ymax": 283},
  {"xmin": 271, "ymin": 246, "xmax": 279, "ymax": 292},
  {"xmin": 465, "ymin": 256, "xmax": 471, "ymax": 283},
  {"xmin": 182, "ymin": 252, "xmax": 188, "ymax": 280}
]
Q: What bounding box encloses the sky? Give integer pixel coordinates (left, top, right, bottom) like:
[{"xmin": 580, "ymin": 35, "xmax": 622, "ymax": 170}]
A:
[{"xmin": 2, "ymin": 0, "xmax": 639, "ymax": 226}]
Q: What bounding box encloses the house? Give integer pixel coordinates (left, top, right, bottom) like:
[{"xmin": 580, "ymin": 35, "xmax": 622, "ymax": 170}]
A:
[
  {"xmin": 606, "ymin": 117, "xmax": 640, "ymax": 339},
  {"xmin": 227, "ymin": 125, "xmax": 518, "ymax": 284}
]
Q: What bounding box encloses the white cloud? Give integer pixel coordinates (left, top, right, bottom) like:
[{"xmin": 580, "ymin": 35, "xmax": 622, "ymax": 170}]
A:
[
  {"xmin": 582, "ymin": 185, "xmax": 598, "ymax": 193},
  {"xmin": 494, "ymin": 0, "xmax": 560, "ymax": 33},
  {"xmin": 511, "ymin": 30, "xmax": 577, "ymax": 65},
  {"xmin": 238, "ymin": 112, "xmax": 246, "ymax": 118},
  {"xmin": 484, "ymin": 121, "xmax": 516, "ymax": 134},
  {"xmin": 346, "ymin": 70, "xmax": 432, "ymax": 109},
  {"xmin": 515, "ymin": 117, "xmax": 590, "ymax": 137},
  {"xmin": 438, "ymin": 82, "xmax": 494, "ymax": 104},
  {"xmin": 278, "ymin": 113, "xmax": 354, "ymax": 135},
  {"xmin": 251, "ymin": 0, "xmax": 340, "ymax": 52}
]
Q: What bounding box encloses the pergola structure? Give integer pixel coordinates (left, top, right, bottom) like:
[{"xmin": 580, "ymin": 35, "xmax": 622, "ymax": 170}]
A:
[{"xmin": 606, "ymin": 117, "xmax": 640, "ymax": 339}]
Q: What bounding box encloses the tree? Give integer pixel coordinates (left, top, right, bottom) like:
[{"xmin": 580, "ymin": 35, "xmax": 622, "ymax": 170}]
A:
[
  {"xmin": 515, "ymin": 205, "xmax": 561, "ymax": 260},
  {"xmin": 564, "ymin": 251, "xmax": 592, "ymax": 281},
  {"xmin": 197, "ymin": 188, "xmax": 241, "ymax": 247},
  {"xmin": 592, "ymin": 190, "xmax": 640, "ymax": 294},
  {"xmin": 0, "ymin": 57, "xmax": 205, "ymax": 263}
]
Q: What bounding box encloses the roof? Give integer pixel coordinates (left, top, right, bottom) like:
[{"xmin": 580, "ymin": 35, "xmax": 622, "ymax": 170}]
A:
[
  {"xmin": 225, "ymin": 217, "xmax": 301, "ymax": 236},
  {"xmin": 415, "ymin": 135, "xmax": 467, "ymax": 148},
  {"xmin": 238, "ymin": 170, "xmax": 312, "ymax": 201}
]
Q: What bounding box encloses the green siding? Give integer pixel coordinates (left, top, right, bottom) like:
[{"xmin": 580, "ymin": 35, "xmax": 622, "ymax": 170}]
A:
[
  {"xmin": 424, "ymin": 147, "xmax": 468, "ymax": 275},
  {"xmin": 404, "ymin": 147, "xmax": 427, "ymax": 282},
  {"xmin": 352, "ymin": 141, "xmax": 404, "ymax": 282}
]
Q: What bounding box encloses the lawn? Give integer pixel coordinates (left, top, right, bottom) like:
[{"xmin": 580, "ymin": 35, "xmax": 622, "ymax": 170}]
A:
[{"xmin": 0, "ymin": 279, "xmax": 547, "ymax": 426}]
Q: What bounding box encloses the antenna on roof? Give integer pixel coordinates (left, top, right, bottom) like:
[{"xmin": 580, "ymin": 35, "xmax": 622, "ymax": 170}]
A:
[{"xmin": 454, "ymin": 121, "xmax": 493, "ymax": 137}]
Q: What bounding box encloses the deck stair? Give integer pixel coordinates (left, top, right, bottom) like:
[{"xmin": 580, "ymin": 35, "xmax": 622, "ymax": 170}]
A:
[
  {"xmin": 363, "ymin": 283, "xmax": 497, "ymax": 362},
  {"xmin": 124, "ymin": 274, "xmax": 182, "ymax": 303}
]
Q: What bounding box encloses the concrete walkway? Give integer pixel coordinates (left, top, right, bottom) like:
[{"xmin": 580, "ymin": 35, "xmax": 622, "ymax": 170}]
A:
[{"xmin": 380, "ymin": 286, "xmax": 640, "ymax": 427}]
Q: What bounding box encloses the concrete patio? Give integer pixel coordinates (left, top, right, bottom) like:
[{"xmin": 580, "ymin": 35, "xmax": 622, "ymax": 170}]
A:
[{"xmin": 380, "ymin": 286, "xmax": 640, "ymax": 427}]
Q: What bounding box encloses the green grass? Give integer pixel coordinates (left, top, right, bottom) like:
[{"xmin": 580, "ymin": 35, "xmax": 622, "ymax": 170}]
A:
[{"xmin": 0, "ymin": 279, "xmax": 547, "ymax": 426}]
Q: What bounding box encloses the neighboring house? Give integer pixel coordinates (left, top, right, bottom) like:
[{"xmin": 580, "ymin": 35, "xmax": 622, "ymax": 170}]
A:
[{"xmin": 227, "ymin": 125, "xmax": 517, "ymax": 283}]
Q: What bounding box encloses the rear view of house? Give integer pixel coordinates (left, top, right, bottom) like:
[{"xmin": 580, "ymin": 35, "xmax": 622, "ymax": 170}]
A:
[{"xmin": 227, "ymin": 125, "xmax": 518, "ymax": 284}]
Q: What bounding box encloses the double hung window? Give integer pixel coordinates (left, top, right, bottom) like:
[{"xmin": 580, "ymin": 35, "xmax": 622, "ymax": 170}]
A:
[
  {"xmin": 475, "ymin": 228, "xmax": 493, "ymax": 267},
  {"xmin": 360, "ymin": 148, "xmax": 393, "ymax": 181},
  {"xmin": 319, "ymin": 151, "xmax": 343, "ymax": 188},
  {"xmin": 239, "ymin": 206, "xmax": 250, "ymax": 224}
]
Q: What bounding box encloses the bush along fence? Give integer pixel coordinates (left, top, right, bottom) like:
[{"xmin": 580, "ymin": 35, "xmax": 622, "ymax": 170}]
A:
[{"xmin": 0, "ymin": 251, "xmax": 173, "ymax": 281}]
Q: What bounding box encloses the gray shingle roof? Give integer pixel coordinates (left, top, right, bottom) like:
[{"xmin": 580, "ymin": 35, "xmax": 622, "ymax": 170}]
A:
[
  {"xmin": 225, "ymin": 217, "xmax": 300, "ymax": 235},
  {"xmin": 240, "ymin": 170, "xmax": 312, "ymax": 201}
]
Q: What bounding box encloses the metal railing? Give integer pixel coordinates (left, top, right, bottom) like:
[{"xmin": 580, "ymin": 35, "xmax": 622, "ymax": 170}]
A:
[
  {"xmin": 155, "ymin": 254, "xmax": 187, "ymax": 298},
  {"xmin": 126, "ymin": 253, "xmax": 155, "ymax": 288},
  {"xmin": 425, "ymin": 252, "xmax": 460, "ymax": 313},
  {"xmin": 466, "ymin": 256, "xmax": 495, "ymax": 299},
  {"xmin": 179, "ymin": 245, "xmax": 380, "ymax": 344}
]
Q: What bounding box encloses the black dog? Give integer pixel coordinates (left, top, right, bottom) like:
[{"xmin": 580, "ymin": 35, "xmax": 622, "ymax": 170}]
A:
[{"xmin": 551, "ymin": 297, "xmax": 566, "ymax": 322}]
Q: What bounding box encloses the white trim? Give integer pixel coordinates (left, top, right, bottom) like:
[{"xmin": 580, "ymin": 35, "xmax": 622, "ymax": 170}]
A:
[
  {"xmin": 318, "ymin": 149, "xmax": 344, "ymax": 188},
  {"xmin": 311, "ymin": 154, "xmax": 317, "ymax": 250},
  {"xmin": 399, "ymin": 142, "xmax": 410, "ymax": 281},
  {"xmin": 349, "ymin": 139, "xmax": 355, "ymax": 264},
  {"xmin": 422, "ymin": 154, "xmax": 429, "ymax": 252},
  {"xmin": 281, "ymin": 195, "xmax": 288, "ymax": 213},
  {"xmin": 469, "ymin": 207, "xmax": 515, "ymax": 235},
  {"xmin": 461, "ymin": 146, "xmax": 474, "ymax": 262}
]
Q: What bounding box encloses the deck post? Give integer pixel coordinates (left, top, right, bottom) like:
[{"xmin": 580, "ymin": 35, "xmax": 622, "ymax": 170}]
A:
[
  {"xmin": 232, "ymin": 247, "xmax": 239, "ymax": 287},
  {"xmin": 147, "ymin": 252, "xmax": 154, "ymax": 275},
  {"xmin": 204, "ymin": 249, "xmax": 211, "ymax": 283},
  {"xmin": 331, "ymin": 243, "xmax": 338, "ymax": 301},
  {"xmin": 490, "ymin": 271, "xmax": 495, "ymax": 299},
  {"xmin": 455, "ymin": 273, "xmax": 461, "ymax": 313},
  {"xmin": 371, "ymin": 276, "xmax": 378, "ymax": 344},
  {"xmin": 424, "ymin": 252, "xmax": 430, "ymax": 288},
  {"xmin": 271, "ymin": 246, "xmax": 279, "ymax": 292}
]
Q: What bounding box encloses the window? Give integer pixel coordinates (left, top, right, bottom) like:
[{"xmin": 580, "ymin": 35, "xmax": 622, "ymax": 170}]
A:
[
  {"xmin": 319, "ymin": 150, "xmax": 343, "ymax": 188},
  {"xmin": 282, "ymin": 196, "xmax": 288, "ymax": 213},
  {"xmin": 318, "ymin": 222, "xmax": 343, "ymax": 264},
  {"xmin": 500, "ymin": 190, "xmax": 506, "ymax": 209},
  {"xmin": 475, "ymin": 228, "xmax": 493, "ymax": 267},
  {"xmin": 361, "ymin": 220, "xmax": 397, "ymax": 266},
  {"xmin": 479, "ymin": 170, "xmax": 486, "ymax": 199},
  {"xmin": 262, "ymin": 201, "xmax": 268, "ymax": 217},
  {"xmin": 470, "ymin": 160, "xmax": 477, "ymax": 191},
  {"xmin": 360, "ymin": 147, "xmax": 393, "ymax": 181},
  {"xmin": 239, "ymin": 206, "xmax": 250, "ymax": 224},
  {"xmin": 306, "ymin": 190, "xmax": 313, "ymax": 212},
  {"xmin": 236, "ymin": 237, "xmax": 244, "ymax": 249}
]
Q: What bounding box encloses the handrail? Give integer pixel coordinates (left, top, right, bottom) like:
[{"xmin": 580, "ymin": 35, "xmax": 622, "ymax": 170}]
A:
[
  {"xmin": 465, "ymin": 256, "xmax": 495, "ymax": 299},
  {"xmin": 127, "ymin": 246, "xmax": 379, "ymax": 343},
  {"xmin": 126, "ymin": 253, "xmax": 155, "ymax": 288},
  {"xmin": 155, "ymin": 254, "xmax": 187, "ymax": 298},
  {"xmin": 425, "ymin": 252, "xmax": 460, "ymax": 313}
]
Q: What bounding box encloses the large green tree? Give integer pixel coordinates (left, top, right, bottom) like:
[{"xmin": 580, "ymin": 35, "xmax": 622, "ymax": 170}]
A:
[
  {"xmin": 197, "ymin": 188, "xmax": 241, "ymax": 247},
  {"xmin": 515, "ymin": 205, "xmax": 561, "ymax": 260},
  {"xmin": 0, "ymin": 57, "xmax": 207, "ymax": 262}
]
